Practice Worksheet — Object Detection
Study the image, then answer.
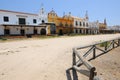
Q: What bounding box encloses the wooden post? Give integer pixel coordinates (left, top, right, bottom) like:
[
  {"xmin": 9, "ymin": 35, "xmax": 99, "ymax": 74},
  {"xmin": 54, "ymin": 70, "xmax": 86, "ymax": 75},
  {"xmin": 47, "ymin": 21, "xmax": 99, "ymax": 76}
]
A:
[
  {"xmin": 73, "ymin": 51, "xmax": 76, "ymax": 66},
  {"xmin": 113, "ymin": 40, "xmax": 115, "ymax": 48},
  {"xmin": 105, "ymin": 42, "xmax": 107, "ymax": 51},
  {"xmin": 89, "ymin": 68, "xmax": 96, "ymax": 80},
  {"xmin": 93, "ymin": 45, "xmax": 96, "ymax": 59},
  {"xmin": 118, "ymin": 39, "xmax": 120, "ymax": 46}
]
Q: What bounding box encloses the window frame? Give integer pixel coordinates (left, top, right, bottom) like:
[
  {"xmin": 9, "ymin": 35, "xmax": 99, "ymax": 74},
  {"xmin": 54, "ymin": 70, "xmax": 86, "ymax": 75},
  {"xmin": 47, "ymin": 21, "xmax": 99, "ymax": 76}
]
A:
[
  {"xmin": 3, "ymin": 16, "xmax": 9, "ymax": 22},
  {"xmin": 33, "ymin": 19, "xmax": 37, "ymax": 24}
]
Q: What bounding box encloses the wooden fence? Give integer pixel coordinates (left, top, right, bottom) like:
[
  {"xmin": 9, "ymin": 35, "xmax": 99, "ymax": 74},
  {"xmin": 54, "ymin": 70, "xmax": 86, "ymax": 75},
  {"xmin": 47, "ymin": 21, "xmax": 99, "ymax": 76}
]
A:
[{"xmin": 72, "ymin": 37, "xmax": 120, "ymax": 80}]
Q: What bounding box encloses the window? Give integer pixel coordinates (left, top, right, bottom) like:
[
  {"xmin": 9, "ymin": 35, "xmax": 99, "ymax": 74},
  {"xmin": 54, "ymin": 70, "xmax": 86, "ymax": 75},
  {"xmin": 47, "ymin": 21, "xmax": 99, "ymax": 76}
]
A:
[
  {"xmin": 80, "ymin": 22, "xmax": 82, "ymax": 26},
  {"xmin": 83, "ymin": 22, "xmax": 85, "ymax": 26},
  {"xmin": 3, "ymin": 16, "xmax": 9, "ymax": 22},
  {"xmin": 65, "ymin": 23, "xmax": 68, "ymax": 27},
  {"xmin": 33, "ymin": 19, "xmax": 37, "ymax": 24},
  {"xmin": 86, "ymin": 23, "xmax": 88, "ymax": 27},
  {"xmin": 76, "ymin": 21, "xmax": 78, "ymax": 26},
  {"xmin": 19, "ymin": 18, "xmax": 26, "ymax": 25},
  {"xmin": 59, "ymin": 22, "xmax": 63, "ymax": 27},
  {"xmin": 70, "ymin": 24, "xmax": 73, "ymax": 27}
]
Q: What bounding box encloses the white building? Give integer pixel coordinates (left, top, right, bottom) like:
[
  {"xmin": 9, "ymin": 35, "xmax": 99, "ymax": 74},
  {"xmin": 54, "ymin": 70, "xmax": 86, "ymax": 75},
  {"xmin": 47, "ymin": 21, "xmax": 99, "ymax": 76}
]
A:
[
  {"xmin": 72, "ymin": 11, "xmax": 89, "ymax": 34},
  {"xmin": 89, "ymin": 21, "xmax": 99, "ymax": 34},
  {"xmin": 0, "ymin": 7, "xmax": 48, "ymax": 36}
]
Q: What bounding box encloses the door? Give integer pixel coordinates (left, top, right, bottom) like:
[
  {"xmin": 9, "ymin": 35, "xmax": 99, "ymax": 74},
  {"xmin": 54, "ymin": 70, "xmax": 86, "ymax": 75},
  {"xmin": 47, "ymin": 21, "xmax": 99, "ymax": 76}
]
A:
[
  {"xmin": 4, "ymin": 29, "xmax": 10, "ymax": 35},
  {"xmin": 40, "ymin": 29, "xmax": 46, "ymax": 35},
  {"xmin": 59, "ymin": 29, "xmax": 63, "ymax": 35},
  {"xmin": 34, "ymin": 29, "xmax": 37, "ymax": 34},
  {"xmin": 21, "ymin": 29, "xmax": 25, "ymax": 36}
]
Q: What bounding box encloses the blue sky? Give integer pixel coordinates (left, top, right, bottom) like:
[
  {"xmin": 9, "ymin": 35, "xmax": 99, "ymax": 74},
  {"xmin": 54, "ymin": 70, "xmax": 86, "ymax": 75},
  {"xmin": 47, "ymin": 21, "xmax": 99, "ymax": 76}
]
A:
[{"xmin": 0, "ymin": 0, "xmax": 120, "ymax": 26}]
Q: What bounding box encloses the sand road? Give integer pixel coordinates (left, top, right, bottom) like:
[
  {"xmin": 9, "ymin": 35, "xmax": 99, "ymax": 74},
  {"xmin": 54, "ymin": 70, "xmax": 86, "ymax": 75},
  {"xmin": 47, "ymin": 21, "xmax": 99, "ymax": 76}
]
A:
[{"xmin": 0, "ymin": 34, "xmax": 120, "ymax": 80}]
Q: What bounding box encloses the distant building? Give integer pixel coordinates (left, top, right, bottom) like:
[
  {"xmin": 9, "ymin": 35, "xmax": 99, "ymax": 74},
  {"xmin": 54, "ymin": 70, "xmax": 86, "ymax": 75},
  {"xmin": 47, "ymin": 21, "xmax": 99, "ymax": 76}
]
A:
[
  {"xmin": 72, "ymin": 11, "xmax": 89, "ymax": 34},
  {"xmin": 108, "ymin": 25, "xmax": 120, "ymax": 33},
  {"xmin": 0, "ymin": 6, "xmax": 48, "ymax": 36},
  {"xmin": 99, "ymin": 19, "xmax": 107, "ymax": 33},
  {"xmin": 48, "ymin": 9, "xmax": 73, "ymax": 35},
  {"xmin": 89, "ymin": 20, "xmax": 99, "ymax": 34}
]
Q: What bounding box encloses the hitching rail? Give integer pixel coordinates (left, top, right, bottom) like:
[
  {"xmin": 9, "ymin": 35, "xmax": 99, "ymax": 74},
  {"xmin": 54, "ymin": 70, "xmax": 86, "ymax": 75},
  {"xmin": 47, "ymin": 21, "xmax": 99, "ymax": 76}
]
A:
[{"xmin": 72, "ymin": 37, "xmax": 120, "ymax": 80}]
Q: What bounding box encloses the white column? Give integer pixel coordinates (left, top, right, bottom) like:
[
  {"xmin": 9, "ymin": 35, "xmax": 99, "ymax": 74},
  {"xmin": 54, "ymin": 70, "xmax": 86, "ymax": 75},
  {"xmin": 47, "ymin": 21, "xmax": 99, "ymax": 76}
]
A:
[
  {"xmin": 84, "ymin": 29, "xmax": 86, "ymax": 34},
  {"xmin": 74, "ymin": 29, "xmax": 76, "ymax": 34},
  {"xmin": 81, "ymin": 29, "xmax": 83, "ymax": 34}
]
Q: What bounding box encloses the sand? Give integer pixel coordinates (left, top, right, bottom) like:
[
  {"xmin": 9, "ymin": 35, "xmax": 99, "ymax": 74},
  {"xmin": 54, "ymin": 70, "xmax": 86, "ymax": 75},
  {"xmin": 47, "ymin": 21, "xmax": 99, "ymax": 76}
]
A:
[{"xmin": 0, "ymin": 34, "xmax": 120, "ymax": 80}]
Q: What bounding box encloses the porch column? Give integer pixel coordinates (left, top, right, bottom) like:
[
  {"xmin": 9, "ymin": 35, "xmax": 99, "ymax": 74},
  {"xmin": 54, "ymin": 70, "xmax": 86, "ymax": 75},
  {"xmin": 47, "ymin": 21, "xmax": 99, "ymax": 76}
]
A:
[{"xmin": 84, "ymin": 29, "xmax": 86, "ymax": 34}]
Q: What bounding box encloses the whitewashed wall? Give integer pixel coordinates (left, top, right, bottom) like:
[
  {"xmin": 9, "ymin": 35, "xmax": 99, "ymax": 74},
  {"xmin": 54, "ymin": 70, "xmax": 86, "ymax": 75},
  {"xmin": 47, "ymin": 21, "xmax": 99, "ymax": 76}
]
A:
[
  {"xmin": 0, "ymin": 11, "xmax": 39, "ymax": 25},
  {"xmin": 10, "ymin": 26, "xmax": 20, "ymax": 35},
  {"xmin": 25, "ymin": 27, "xmax": 34, "ymax": 34},
  {"xmin": 73, "ymin": 17, "xmax": 89, "ymax": 28},
  {"xmin": 0, "ymin": 25, "xmax": 4, "ymax": 35}
]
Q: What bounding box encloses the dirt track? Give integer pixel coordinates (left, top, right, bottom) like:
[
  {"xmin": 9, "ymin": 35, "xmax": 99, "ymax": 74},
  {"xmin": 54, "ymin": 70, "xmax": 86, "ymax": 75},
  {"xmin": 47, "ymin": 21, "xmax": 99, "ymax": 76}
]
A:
[{"xmin": 0, "ymin": 34, "xmax": 120, "ymax": 80}]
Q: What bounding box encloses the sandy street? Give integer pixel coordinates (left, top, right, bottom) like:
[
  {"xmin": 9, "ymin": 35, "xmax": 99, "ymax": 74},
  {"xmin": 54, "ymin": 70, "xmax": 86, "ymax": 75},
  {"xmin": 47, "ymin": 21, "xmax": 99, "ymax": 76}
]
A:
[{"xmin": 0, "ymin": 34, "xmax": 120, "ymax": 80}]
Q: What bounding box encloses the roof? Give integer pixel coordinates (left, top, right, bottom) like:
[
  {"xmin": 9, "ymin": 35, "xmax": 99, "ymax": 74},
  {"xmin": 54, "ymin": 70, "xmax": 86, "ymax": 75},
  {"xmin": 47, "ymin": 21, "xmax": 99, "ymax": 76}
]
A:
[
  {"xmin": 71, "ymin": 16, "xmax": 84, "ymax": 20},
  {"xmin": 1, "ymin": 24, "xmax": 46, "ymax": 27},
  {"xmin": 48, "ymin": 9, "xmax": 58, "ymax": 16},
  {"xmin": 0, "ymin": 9, "xmax": 38, "ymax": 16}
]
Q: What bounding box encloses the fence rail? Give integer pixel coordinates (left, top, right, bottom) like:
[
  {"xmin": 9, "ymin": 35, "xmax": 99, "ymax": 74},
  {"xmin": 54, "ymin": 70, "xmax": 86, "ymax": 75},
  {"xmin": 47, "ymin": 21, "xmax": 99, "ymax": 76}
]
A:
[{"xmin": 72, "ymin": 37, "xmax": 120, "ymax": 80}]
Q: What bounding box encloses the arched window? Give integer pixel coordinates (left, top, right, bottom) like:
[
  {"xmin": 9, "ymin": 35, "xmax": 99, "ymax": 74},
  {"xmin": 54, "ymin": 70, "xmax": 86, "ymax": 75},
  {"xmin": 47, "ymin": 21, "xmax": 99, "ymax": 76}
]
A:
[
  {"xmin": 86, "ymin": 23, "xmax": 88, "ymax": 27},
  {"xmin": 76, "ymin": 21, "xmax": 78, "ymax": 26},
  {"xmin": 80, "ymin": 22, "xmax": 82, "ymax": 26},
  {"xmin": 59, "ymin": 22, "xmax": 63, "ymax": 27},
  {"xmin": 83, "ymin": 22, "xmax": 85, "ymax": 26},
  {"xmin": 70, "ymin": 24, "xmax": 73, "ymax": 27},
  {"xmin": 65, "ymin": 23, "xmax": 68, "ymax": 27}
]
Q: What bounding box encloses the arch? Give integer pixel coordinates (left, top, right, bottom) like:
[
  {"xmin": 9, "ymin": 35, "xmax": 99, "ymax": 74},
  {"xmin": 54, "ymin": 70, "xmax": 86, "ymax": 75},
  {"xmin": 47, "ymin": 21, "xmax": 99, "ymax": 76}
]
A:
[{"xmin": 40, "ymin": 28, "xmax": 46, "ymax": 35}]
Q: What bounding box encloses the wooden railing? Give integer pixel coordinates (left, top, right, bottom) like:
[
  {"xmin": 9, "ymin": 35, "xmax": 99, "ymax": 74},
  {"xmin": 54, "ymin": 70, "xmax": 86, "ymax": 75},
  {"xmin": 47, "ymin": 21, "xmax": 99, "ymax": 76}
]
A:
[{"xmin": 72, "ymin": 37, "xmax": 120, "ymax": 80}]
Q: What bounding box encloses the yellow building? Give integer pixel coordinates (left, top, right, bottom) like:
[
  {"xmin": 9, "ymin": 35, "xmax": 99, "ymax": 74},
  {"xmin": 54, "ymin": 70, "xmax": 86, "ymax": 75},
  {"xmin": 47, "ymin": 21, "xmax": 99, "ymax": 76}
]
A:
[
  {"xmin": 99, "ymin": 19, "xmax": 107, "ymax": 33},
  {"xmin": 99, "ymin": 19, "xmax": 107, "ymax": 30},
  {"xmin": 48, "ymin": 10, "xmax": 74, "ymax": 35}
]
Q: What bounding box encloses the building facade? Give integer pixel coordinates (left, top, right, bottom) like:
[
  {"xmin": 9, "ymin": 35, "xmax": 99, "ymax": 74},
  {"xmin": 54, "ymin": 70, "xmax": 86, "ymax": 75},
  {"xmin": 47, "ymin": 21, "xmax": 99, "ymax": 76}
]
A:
[
  {"xmin": 99, "ymin": 19, "xmax": 107, "ymax": 33},
  {"xmin": 0, "ymin": 7, "xmax": 109, "ymax": 36},
  {"xmin": 89, "ymin": 21, "xmax": 99, "ymax": 34},
  {"xmin": 0, "ymin": 7, "xmax": 48, "ymax": 36},
  {"xmin": 48, "ymin": 10, "xmax": 74, "ymax": 35},
  {"xmin": 72, "ymin": 12, "xmax": 89, "ymax": 34}
]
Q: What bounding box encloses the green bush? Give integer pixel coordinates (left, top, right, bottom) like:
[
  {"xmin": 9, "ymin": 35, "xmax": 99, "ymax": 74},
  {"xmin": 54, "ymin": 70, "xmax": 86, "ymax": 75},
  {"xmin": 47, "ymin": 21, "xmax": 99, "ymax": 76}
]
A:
[
  {"xmin": 99, "ymin": 41, "xmax": 110, "ymax": 47},
  {"xmin": 0, "ymin": 37, "xmax": 7, "ymax": 41}
]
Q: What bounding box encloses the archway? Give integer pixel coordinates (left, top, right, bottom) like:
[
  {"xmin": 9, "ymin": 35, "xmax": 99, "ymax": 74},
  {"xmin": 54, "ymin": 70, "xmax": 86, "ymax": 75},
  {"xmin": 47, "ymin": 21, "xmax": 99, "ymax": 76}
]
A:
[
  {"xmin": 40, "ymin": 28, "xmax": 46, "ymax": 35},
  {"xmin": 20, "ymin": 29, "xmax": 25, "ymax": 36},
  {"xmin": 59, "ymin": 29, "xmax": 63, "ymax": 35}
]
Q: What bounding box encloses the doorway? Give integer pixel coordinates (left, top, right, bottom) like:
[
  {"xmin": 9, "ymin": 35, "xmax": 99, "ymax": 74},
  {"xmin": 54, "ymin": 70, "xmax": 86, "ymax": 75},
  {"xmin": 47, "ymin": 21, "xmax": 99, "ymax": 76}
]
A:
[
  {"xmin": 34, "ymin": 29, "xmax": 37, "ymax": 35},
  {"xmin": 4, "ymin": 29, "xmax": 10, "ymax": 35},
  {"xmin": 59, "ymin": 29, "xmax": 63, "ymax": 35},
  {"xmin": 40, "ymin": 29, "xmax": 46, "ymax": 35},
  {"xmin": 21, "ymin": 29, "xmax": 25, "ymax": 36}
]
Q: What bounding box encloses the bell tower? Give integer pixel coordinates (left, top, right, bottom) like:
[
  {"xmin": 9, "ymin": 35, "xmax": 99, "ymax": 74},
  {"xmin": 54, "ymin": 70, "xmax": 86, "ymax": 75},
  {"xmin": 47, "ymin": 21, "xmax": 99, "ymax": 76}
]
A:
[
  {"xmin": 40, "ymin": 3, "xmax": 44, "ymax": 14},
  {"xmin": 104, "ymin": 18, "xmax": 107, "ymax": 25},
  {"xmin": 85, "ymin": 11, "xmax": 89, "ymax": 20},
  {"xmin": 38, "ymin": 3, "xmax": 48, "ymax": 24}
]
